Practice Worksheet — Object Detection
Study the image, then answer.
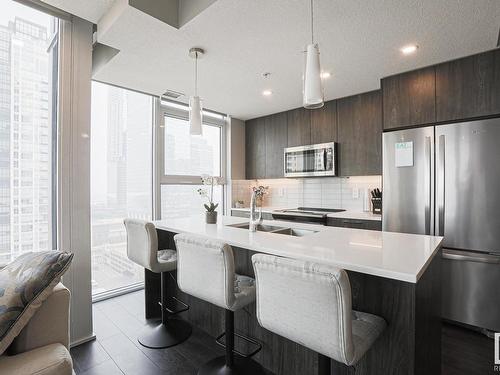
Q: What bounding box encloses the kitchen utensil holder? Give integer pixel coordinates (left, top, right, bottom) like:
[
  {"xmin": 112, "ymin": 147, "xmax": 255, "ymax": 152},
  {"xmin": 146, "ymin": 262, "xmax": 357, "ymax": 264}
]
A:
[{"xmin": 372, "ymin": 198, "xmax": 382, "ymax": 214}]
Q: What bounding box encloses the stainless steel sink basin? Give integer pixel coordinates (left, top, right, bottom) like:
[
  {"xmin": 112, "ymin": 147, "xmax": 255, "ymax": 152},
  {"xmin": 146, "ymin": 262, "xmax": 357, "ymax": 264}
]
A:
[
  {"xmin": 272, "ymin": 228, "xmax": 319, "ymax": 237},
  {"xmin": 227, "ymin": 223, "xmax": 286, "ymax": 232},
  {"xmin": 227, "ymin": 223, "xmax": 318, "ymax": 237}
]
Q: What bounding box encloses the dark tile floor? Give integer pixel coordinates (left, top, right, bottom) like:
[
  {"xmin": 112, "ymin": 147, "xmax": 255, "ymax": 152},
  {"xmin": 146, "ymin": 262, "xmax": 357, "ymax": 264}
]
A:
[
  {"xmin": 71, "ymin": 290, "xmax": 223, "ymax": 375},
  {"xmin": 71, "ymin": 290, "xmax": 496, "ymax": 375}
]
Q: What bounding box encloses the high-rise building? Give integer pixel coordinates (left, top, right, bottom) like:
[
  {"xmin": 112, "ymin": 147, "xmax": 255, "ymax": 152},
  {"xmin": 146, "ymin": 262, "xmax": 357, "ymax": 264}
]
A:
[
  {"xmin": 0, "ymin": 25, "xmax": 11, "ymax": 263},
  {"xmin": 106, "ymin": 87, "xmax": 127, "ymax": 207},
  {"xmin": 0, "ymin": 17, "xmax": 51, "ymax": 263}
]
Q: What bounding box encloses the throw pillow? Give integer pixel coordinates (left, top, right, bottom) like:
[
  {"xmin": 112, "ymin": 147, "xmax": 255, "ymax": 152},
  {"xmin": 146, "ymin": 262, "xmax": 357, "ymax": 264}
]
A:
[{"xmin": 0, "ymin": 251, "xmax": 73, "ymax": 355}]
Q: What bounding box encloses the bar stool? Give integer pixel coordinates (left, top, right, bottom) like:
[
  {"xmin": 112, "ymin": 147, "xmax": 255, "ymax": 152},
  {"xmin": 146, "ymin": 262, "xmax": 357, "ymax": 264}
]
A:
[
  {"xmin": 252, "ymin": 254, "xmax": 386, "ymax": 374},
  {"xmin": 124, "ymin": 219, "xmax": 192, "ymax": 349},
  {"xmin": 174, "ymin": 233, "xmax": 266, "ymax": 375}
]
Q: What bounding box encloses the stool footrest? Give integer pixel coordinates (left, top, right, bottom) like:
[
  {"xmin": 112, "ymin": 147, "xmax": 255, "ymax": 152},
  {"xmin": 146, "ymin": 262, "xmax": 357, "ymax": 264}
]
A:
[
  {"xmin": 159, "ymin": 296, "xmax": 189, "ymax": 315},
  {"xmin": 215, "ymin": 331, "xmax": 262, "ymax": 358}
]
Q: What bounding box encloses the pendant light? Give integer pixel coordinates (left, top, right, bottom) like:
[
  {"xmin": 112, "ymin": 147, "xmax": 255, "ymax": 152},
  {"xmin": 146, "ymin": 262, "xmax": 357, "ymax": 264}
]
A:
[
  {"xmin": 303, "ymin": 0, "xmax": 324, "ymax": 109},
  {"xmin": 189, "ymin": 47, "xmax": 204, "ymax": 135}
]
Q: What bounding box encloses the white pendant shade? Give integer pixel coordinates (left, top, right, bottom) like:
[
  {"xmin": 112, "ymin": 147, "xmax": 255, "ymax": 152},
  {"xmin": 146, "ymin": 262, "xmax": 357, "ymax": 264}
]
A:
[
  {"xmin": 189, "ymin": 95, "xmax": 203, "ymax": 135},
  {"xmin": 303, "ymin": 43, "xmax": 324, "ymax": 109}
]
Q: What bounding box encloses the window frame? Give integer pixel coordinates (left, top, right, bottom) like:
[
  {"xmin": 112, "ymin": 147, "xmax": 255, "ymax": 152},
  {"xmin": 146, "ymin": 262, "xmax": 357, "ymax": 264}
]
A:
[{"xmin": 154, "ymin": 99, "xmax": 227, "ymax": 220}]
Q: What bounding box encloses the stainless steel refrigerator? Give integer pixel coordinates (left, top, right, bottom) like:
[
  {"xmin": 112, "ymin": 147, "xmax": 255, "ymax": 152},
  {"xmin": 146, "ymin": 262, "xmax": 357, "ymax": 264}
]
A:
[{"xmin": 383, "ymin": 117, "xmax": 500, "ymax": 332}]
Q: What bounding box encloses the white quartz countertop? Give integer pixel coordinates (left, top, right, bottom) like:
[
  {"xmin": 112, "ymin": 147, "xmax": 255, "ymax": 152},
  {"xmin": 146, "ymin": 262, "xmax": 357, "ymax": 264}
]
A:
[
  {"xmin": 154, "ymin": 215, "xmax": 443, "ymax": 283},
  {"xmin": 230, "ymin": 207, "xmax": 382, "ymax": 221}
]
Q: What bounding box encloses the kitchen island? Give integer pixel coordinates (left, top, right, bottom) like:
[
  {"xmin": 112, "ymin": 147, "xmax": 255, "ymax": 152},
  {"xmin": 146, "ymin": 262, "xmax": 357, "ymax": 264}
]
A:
[{"xmin": 146, "ymin": 215, "xmax": 443, "ymax": 375}]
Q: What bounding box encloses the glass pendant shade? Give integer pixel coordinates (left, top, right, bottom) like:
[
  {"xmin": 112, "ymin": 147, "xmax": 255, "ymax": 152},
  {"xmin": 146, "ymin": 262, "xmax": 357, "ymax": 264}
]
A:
[
  {"xmin": 189, "ymin": 95, "xmax": 203, "ymax": 135},
  {"xmin": 303, "ymin": 43, "xmax": 324, "ymax": 109}
]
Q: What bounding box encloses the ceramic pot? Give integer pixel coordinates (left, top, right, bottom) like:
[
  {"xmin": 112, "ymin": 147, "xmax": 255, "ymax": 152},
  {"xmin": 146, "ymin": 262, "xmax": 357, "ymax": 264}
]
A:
[{"xmin": 206, "ymin": 211, "xmax": 218, "ymax": 224}]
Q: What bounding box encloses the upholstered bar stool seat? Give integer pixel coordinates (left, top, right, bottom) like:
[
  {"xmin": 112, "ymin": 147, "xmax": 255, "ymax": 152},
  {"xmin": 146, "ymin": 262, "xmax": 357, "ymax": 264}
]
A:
[
  {"xmin": 174, "ymin": 233, "xmax": 265, "ymax": 375},
  {"xmin": 124, "ymin": 219, "xmax": 192, "ymax": 349},
  {"xmin": 252, "ymin": 254, "xmax": 386, "ymax": 374}
]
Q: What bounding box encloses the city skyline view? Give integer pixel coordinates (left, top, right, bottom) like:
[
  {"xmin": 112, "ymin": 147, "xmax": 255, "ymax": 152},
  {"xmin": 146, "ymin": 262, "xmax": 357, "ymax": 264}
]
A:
[
  {"xmin": 90, "ymin": 81, "xmax": 153, "ymax": 294},
  {"xmin": 0, "ymin": 1, "xmax": 224, "ymax": 296},
  {"xmin": 0, "ymin": 2, "xmax": 55, "ymax": 264},
  {"xmin": 91, "ymin": 82, "xmax": 224, "ymax": 295}
]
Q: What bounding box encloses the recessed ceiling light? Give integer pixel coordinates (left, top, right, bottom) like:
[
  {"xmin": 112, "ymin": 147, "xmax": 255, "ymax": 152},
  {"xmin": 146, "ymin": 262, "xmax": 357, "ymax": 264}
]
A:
[
  {"xmin": 262, "ymin": 90, "xmax": 273, "ymax": 96},
  {"xmin": 321, "ymin": 72, "xmax": 331, "ymax": 79},
  {"xmin": 400, "ymin": 44, "xmax": 418, "ymax": 55}
]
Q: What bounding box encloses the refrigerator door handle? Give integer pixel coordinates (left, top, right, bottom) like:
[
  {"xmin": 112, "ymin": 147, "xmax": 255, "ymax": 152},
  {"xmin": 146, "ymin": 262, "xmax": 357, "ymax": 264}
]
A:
[
  {"xmin": 442, "ymin": 249, "xmax": 500, "ymax": 264},
  {"xmin": 437, "ymin": 135, "xmax": 445, "ymax": 236},
  {"xmin": 424, "ymin": 136, "xmax": 431, "ymax": 235}
]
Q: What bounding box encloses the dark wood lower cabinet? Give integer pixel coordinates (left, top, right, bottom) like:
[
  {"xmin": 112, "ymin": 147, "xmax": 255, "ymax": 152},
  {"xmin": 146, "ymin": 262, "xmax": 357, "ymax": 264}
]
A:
[
  {"xmin": 327, "ymin": 217, "xmax": 382, "ymax": 231},
  {"xmin": 146, "ymin": 229, "xmax": 442, "ymax": 375}
]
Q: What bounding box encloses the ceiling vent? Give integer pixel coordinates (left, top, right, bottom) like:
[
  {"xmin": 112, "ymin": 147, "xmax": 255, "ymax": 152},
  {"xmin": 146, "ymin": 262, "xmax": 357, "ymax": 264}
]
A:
[{"xmin": 162, "ymin": 89, "xmax": 184, "ymax": 99}]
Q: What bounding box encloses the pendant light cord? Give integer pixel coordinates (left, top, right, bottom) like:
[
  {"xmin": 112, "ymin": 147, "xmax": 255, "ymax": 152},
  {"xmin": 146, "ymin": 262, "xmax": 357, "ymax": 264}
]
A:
[
  {"xmin": 194, "ymin": 52, "xmax": 198, "ymax": 97},
  {"xmin": 310, "ymin": 0, "xmax": 314, "ymax": 44}
]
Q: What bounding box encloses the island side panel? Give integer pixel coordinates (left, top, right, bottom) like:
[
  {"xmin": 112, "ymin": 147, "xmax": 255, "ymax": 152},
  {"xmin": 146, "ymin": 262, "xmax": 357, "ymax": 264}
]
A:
[
  {"xmin": 339, "ymin": 271, "xmax": 416, "ymax": 375},
  {"xmin": 232, "ymin": 247, "xmax": 318, "ymax": 375},
  {"xmin": 414, "ymin": 248, "xmax": 442, "ymax": 375},
  {"xmin": 153, "ymin": 229, "xmax": 437, "ymax": 375}
]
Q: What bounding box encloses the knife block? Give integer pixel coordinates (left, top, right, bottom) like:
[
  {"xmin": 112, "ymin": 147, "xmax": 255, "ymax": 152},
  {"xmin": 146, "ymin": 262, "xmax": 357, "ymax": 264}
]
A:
[{"xmin": 371, "ymin": 198, "xmax": 382, "ymax": 214}]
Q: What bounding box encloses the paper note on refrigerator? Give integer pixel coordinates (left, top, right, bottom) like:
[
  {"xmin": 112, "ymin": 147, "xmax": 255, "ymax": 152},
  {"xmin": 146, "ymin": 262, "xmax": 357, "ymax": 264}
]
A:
[{"xmin": 395, "ymin": 141, "xmax": 413, "ymax": 167}]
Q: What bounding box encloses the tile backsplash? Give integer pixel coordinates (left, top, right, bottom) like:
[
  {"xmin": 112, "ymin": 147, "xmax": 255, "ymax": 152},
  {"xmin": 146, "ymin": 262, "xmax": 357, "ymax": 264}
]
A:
[{"xmin": 232, "ymin": 176, "xmax": 381, "ymax": 212}]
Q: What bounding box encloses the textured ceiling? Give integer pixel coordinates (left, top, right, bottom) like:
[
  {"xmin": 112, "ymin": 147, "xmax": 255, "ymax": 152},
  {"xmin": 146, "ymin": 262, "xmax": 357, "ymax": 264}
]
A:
[
  {"xmin": 43, "ymin": 0, "xmax": 500, "ymax": 120},
  {"xmin": 41, "ymin": 0, "xmax": 114, "ymax": 23}
]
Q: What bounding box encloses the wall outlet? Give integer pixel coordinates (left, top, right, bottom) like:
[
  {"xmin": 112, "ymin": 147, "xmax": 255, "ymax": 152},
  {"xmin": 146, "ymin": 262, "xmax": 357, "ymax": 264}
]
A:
[
  {"xmin": 352, "ymin": 187, "xmax": 359, "ymax": 199},
  {"xmin": 278, "ymin": 187, "xmax": 285, "ymax": 197}
]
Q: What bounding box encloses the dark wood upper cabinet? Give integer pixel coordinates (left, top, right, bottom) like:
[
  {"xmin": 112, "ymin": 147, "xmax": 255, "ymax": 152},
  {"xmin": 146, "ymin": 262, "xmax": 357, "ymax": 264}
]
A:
[
  {"xmin": 436, "ymin": 49, "xmax": 500, "ymax": 122},
  {"xmin": 382, "ymin": 66, "xmax": 436, "ymax": 129},
  {"xmin": 287, "ymin": 107, "xmax": 311, "ymax": 147},
  {"xmin": 245, "ymin": 117, "xmax": 266, "ymax": 179},
  {"xmin": 338, "ymin": 90, "xmax": 382, "ymax": 176},
  {"xmin": 310, "ymin": 100, "xmax": 337, "ymax": 144},
  {"xmin": 265, "ymin": 112, "xmax": 287, "ymax": 178}
]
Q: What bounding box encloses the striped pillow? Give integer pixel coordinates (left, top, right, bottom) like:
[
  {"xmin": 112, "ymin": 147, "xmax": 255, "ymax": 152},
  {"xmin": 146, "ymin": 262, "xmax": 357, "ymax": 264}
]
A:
[{"xmin": 0, "ymin": 251, "xmax": 73, "ymax": 355}]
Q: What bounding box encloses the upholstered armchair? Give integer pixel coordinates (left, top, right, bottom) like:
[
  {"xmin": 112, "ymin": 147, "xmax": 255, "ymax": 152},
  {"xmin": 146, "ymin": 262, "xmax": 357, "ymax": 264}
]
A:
[{"xmin": 0, "ymin": 283, "xmax": 74, "ymax": 375}]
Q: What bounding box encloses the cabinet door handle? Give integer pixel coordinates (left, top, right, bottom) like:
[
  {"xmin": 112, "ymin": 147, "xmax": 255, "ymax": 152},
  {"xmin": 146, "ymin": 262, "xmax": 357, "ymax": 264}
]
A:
[
  {"xmin": 437, "ymin": 135, "xmax": 445, "ymax": 236},
  {"xmin": 424, "ymin": 136, "xmax": 431, "ymax": 235},
  {"xmin": 442, "ymin": 249, "xmax": 500, "ymax": 264}
]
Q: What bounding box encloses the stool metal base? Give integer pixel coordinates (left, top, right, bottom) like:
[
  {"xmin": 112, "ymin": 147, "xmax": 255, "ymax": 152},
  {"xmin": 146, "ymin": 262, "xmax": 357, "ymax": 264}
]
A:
[
  {"xmin": 197, "ymin": 356, "xmax": 266, "ymax": 375},
  {"xmin": 138, "ymin": 318, "xmax": 192, "ymax": 349}
]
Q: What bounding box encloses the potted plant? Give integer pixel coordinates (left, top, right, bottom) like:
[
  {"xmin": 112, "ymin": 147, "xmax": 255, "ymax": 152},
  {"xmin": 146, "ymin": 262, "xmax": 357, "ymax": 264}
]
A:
[{"xmin": 197, "ymin": 175, "xmax": 226, "ymax": 224}]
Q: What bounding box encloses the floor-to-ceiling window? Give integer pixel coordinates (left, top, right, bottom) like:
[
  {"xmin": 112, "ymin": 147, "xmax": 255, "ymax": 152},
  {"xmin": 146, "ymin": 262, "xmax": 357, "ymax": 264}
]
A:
[
  {"xmin": 0, "ymin": 0, "xmax": 58, "ymax": 264},
  {"xmin": 89, "ymin": 91, "xmax": 226, "ymax": 298},
  {"xmin": 90, "ymin": 81, "xmax": 153, "ymax": 297},
  {"xmin": 159, "ymin": 100, "xmax": 225, "ymax": 219}
]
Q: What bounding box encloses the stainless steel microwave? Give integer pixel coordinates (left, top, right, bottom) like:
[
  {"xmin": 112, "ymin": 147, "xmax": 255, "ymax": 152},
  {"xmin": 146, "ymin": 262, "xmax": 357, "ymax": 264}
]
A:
[{"xmin": 284, "ymin": 142, "xmax": 337, "ymax": 177}]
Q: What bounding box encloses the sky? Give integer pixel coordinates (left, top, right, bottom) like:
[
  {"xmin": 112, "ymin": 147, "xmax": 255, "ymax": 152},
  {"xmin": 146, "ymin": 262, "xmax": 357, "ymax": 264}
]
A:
[{"xmin": 0, "ymin": 0, "xmax": 52, "ymax": 31}]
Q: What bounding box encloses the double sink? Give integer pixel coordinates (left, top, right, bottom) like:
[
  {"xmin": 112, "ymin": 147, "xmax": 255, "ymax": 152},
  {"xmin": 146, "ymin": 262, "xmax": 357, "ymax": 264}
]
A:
[{"xmin": 227, "ymin": 223, "xmax": 318, "ymax": 237}]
